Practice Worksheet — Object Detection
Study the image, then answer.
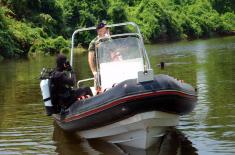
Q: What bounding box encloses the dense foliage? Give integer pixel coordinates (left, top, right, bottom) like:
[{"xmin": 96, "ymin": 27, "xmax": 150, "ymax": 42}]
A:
[
  {"xmin": 0, "ymin": 0, "xmax": 234, "ymax": 59},
  {"xmin": 129, "ymin": 0, "xmax": 235, "ymax": 42}
]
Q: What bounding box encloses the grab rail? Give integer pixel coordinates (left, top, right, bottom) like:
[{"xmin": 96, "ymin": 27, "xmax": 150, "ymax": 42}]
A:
[{"xmin": 77, "ymin": 78, "xmax": 94, "ymax": 88}]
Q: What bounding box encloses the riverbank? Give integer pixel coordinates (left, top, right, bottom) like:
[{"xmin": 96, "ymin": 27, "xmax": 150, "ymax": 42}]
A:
[
  {"xmin": 0, "ymin": 34, "xmax": 235, "ymax": 62},
  {"xmin": 76, "ymin": 34, "xmax": 235, "ymax": 54},
  {"xmin": 151, "ymin": 30, "xmax": 235, "ymax": 43},
  {"xmin": 1, "ymin": 34, "xmax": 235, "ymax": 63}
]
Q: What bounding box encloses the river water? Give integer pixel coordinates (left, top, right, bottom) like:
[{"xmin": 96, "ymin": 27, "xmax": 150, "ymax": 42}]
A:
[{"xmin": 0, "ymin": 36, "xmax": 234, "ymax": 155}]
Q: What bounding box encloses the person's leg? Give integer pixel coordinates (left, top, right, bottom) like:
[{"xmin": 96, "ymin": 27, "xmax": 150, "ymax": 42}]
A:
[
  {"xmin": 83, "ymin": 87, "xmax": 93, "ymax": 96},
  {"xmin": 74, "ymin": 87, "xmax": 93, "ymax": 98}
]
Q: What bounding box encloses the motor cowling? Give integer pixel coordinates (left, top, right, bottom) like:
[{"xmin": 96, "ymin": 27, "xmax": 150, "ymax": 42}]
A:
[{"xmin": 40, "ymin": 79, "xmax": 54, "ymax": 116}]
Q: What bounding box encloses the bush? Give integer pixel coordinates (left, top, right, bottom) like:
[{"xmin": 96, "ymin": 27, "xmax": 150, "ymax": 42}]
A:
[
  {"xmin": 1, "ymin": 0, "xmax": 235, "ymax": 59},
  {"xmin": 29, "ymin": 36, "xmax": 70, "ymax": 55},
  {"xmin": 60, "ymin": 47, "xmax": 70, "ymax": 54},
  {"xmin": 0, "ymin": 5, "xmax": 69, "ymax": 58},
  {"xmin": 0, "ymin": 31, "xmax": 14, "ymax": 58},
  {"xmin": 128, "ymin": 0, "xmax": 235, "ymax": 41},
  {"xmin": 108, "ymin": 2, "xmax": 128, "ymax": 23},
  {"xmin": 220, "ymin": 12, "xmax": 235, "ymax": 32},
  {"xmin": 0, "ymin": 7, "xmax": 15, "ymax": 58},
  {"xmin": 130, "ymin": 0, "xmax": 182, "ymax": 42}
]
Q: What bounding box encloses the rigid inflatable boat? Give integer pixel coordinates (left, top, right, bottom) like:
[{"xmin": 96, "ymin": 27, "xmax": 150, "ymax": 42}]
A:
[{"xmin": 40, "ymin": 22, "xmax": 197, "ymax": 149}]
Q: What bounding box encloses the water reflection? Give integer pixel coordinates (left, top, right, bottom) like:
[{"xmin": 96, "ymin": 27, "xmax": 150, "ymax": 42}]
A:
[
  {"xmin": 148, "ymin": 36, "xmax": 235, "ymax": 155},
  {"xmin": 53, "ymin": 123, "xmax": 198, "ymax": 155},
  {"xmin": 117, "ymin": 128, "xmax": 198, "ymax": 155},
  {"xmin": 194, "ymin": 41, "xmax": 210, "ymax": 125}
]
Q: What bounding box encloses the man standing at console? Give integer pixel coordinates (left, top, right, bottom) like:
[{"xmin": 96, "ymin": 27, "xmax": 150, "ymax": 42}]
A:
[{"xmin": 88, "ymin": 21, "xmax": 110, "ymax": 88}]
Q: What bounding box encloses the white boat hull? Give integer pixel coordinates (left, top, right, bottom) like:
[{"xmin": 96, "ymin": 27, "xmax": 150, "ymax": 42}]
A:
[{"xmin": 77, "ymin": 111, "xmax": 179, "ymax": 149}]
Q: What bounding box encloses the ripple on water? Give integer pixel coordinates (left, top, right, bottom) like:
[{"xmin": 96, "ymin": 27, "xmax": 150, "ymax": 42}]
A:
[{"xmin": 0, "ymin": 125, "xmax": 55, "ymax": 154}]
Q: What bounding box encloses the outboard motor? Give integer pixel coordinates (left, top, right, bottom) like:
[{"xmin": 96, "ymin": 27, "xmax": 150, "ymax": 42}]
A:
[{"xmin": 40, "ymin": 68, "xmax": 55, "ymax": 116}]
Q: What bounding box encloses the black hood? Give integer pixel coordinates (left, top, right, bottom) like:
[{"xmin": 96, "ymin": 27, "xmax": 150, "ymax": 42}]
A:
[{"xmin": 56, "ymin": 54, "xmax": 67, "ymax": 70}]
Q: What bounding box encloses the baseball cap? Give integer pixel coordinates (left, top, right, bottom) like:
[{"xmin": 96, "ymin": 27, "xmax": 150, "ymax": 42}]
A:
[{"xmin": 96, "ymin": 21, "xmax": 107, "ymax": 30}]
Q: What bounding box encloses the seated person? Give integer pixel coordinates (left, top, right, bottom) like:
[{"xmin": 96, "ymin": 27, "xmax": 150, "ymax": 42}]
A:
[{"xmin": 52, "ymin": 54, "xmax": 92, "ymax": 111}]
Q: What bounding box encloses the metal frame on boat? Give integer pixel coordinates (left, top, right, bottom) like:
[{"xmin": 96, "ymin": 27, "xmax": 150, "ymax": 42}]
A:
[{"xmin": 70, "ymin": 22, "xmax": 152, "ymax": 88}]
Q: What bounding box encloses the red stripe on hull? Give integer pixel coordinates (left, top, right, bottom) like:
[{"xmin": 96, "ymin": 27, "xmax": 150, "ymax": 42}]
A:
[{"xmin": 63, "ymin": 90, "xmax": 196, "ymax": 123}]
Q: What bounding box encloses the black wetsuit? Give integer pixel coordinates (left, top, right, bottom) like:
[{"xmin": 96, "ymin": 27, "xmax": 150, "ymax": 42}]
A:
[{"xmin": 51, "ymin": 69, "xmax": 92, "ymax": 110}]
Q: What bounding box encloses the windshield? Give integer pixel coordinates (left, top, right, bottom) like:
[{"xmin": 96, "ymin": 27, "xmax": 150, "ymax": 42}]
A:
[
  {"xmin": 97, "ymin": 36, "xmax": 145, "ymax": 88},
  {"xmin": 97, "ymin": 36, "xmax": 143, "ymax": 63}
]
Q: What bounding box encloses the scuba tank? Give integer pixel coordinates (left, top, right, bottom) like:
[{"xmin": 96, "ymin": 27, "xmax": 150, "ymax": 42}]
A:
[{"xmin": 40, "ymin": 68, "xmax": 55, "ymax": 116}]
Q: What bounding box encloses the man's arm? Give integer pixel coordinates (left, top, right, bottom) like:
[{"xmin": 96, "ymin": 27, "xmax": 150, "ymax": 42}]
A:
[
  {"xmin": 88, "ymin": 51, "xmax": 96, "ymax": 75},
  {"xmin": 61, "ymin": 73, "xmax": 75, "ymax": 86}
]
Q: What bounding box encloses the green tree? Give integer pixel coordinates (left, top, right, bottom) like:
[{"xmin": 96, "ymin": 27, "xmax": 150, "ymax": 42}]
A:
[
  {"xmin": 108, "ymin": 2, "xmax": 128, "ymax": 23},
  {"xmin": 130, "ymin": 0, "xmax": 182, "ymax": 42},
  {"xmin": 210, "ymin": 0, "xmax": 235, "ymax": 13},
  {"xmin": 60, "ymin": 0, "xmax": 109, "ymax": 45},
  {"xmin": 1, "ymin": 0, "xmax": 64, "ymax": 36},
  {"xmin": 1, "ymin": 0, "xmax": 235, "ymax": 59},
  {"xmin": 0, "ymin": 7, "xmax": 15, "ymax": 58}
]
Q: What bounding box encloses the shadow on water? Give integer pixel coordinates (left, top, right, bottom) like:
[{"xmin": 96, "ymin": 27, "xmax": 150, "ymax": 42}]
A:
[{"xmin": 53, "ymin": 122, "xmax": 198, "ymax": 155}]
